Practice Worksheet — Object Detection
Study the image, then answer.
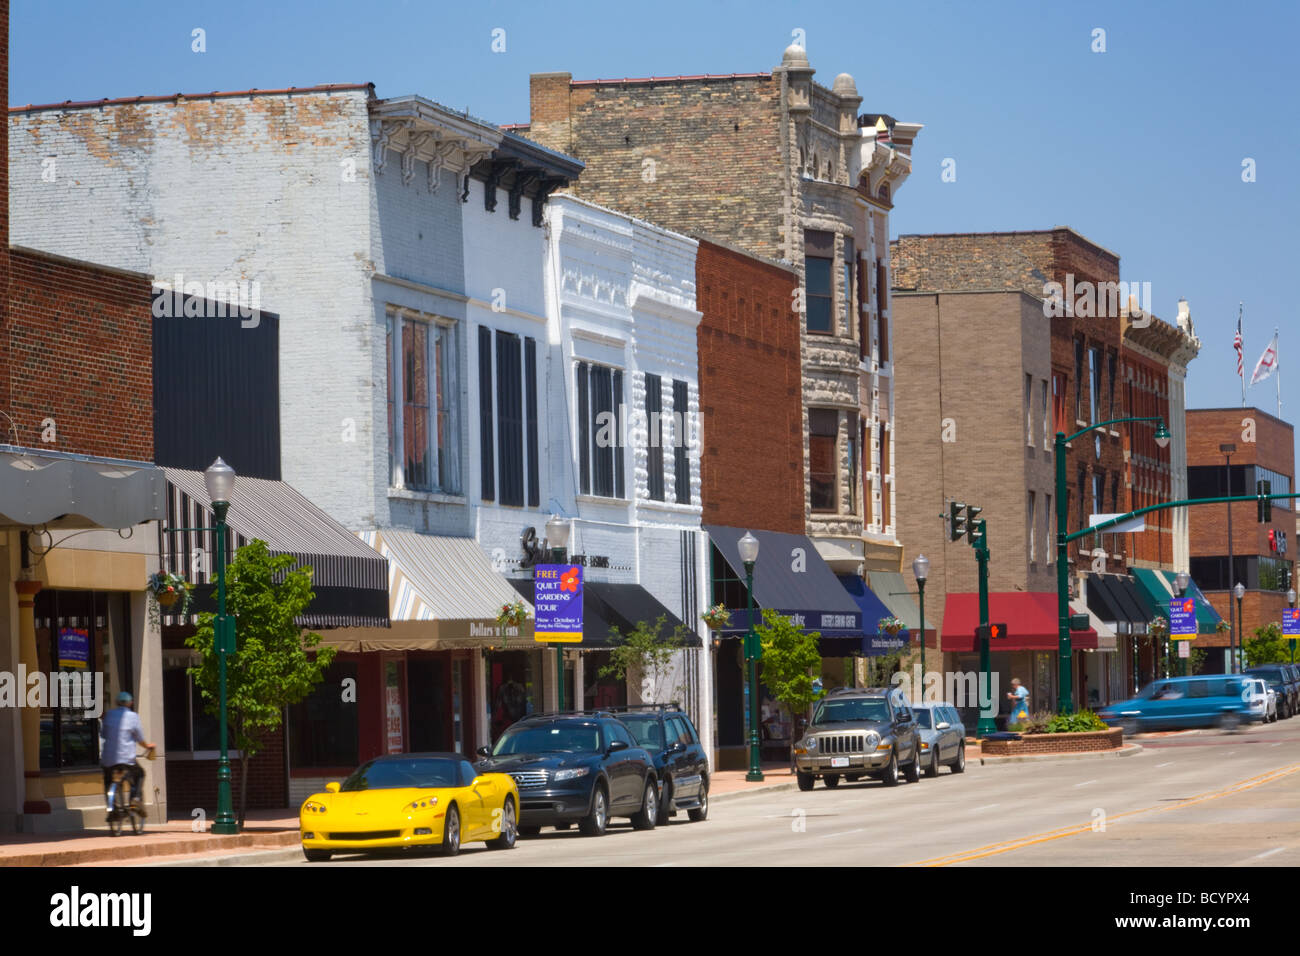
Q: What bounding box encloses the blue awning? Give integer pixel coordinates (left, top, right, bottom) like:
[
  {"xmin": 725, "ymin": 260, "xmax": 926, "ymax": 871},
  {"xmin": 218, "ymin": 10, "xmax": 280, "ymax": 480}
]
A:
[
  {"xmin": 704, "ymin": 525, "xmax": 863, "ymax": 652},
  {"xmin": 839, "ymin": 575, "xmax": 909, "ymax": 656}
]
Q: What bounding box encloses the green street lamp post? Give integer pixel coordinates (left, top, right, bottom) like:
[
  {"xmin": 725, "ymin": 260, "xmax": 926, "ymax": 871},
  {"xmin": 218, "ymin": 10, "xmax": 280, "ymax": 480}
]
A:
[
  {"xmin": 738, "ymin": 531, "xmax": 763, "ymax": 782},
  {"xmin": 205, "ymin": 457, "xmax": 239, "ymax": 836},
  {"xmin": 912, "ymin": 554, "xmax": 929, "ymax": 701},
  {"xmin": 546, "ymin": 515, "xmax": 571, "ymax": 712},
  {"xmin": 1055, "ymin": 417, "xmax": 1170, "ymax": 714},
  {"xmin": 1176, "ymin": 570, "xmax": 1191, "ymax": 677},
  {"xmin": 1233, "ymin": 582, "xmax": 1245, "ymax": 674}
]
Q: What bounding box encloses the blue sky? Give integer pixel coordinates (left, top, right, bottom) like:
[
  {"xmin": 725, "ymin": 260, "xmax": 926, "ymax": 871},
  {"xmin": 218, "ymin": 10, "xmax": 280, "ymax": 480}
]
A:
[{"xmin": 11, "ymin": 0, "xmax": 1299, "ymax": 419}]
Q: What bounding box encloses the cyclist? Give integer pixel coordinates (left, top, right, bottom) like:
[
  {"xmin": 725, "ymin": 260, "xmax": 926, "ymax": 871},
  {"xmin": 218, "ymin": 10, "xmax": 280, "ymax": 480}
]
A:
[{"xmin": 100, "ymin": 691, "xmax": 156, "ymax": 814}]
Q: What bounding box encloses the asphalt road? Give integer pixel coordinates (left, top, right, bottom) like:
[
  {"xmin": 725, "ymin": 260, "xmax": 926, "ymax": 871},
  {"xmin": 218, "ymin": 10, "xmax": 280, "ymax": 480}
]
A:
[{"xmin": 260, "ymin": 719, "xmax": 1300, "ymax": 867}]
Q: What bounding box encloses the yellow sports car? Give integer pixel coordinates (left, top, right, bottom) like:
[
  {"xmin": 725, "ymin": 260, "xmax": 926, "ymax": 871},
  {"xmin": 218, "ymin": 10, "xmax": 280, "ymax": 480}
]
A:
[{"xmin": 300, "ymin": 752, "xmax": 519, "ymax": 861}]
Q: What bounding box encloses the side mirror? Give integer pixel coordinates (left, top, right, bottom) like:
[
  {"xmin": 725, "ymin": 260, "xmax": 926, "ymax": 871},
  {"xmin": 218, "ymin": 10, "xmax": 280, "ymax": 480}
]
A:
[
  {"xmin": 607, "ymin": 739, "xmax": 629, "ymax": 753},
  {"xmin": 325, "ymin": 782, "xmax": 341, "ymax": 793},
  {"xmin": 935, "ymin": 722, "xmax": 950, "ymax": 730},
  {"xmin": 476, "ymin": 746, "xmax": 491, "ymax": 758},
  {"xmin": 667, "ymin": 742, "xmax": 686, "ymax": 755}
]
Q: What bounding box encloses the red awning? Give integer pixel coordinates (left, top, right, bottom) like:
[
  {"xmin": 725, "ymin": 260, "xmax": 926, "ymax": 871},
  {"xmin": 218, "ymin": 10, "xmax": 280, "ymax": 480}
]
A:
[{"xmin": 941, "ymin": 592, "xmax": 1097, "ymax": 652}]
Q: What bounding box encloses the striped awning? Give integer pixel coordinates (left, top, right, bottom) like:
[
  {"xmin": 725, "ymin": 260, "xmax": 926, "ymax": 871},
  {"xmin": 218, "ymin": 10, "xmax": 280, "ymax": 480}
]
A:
[
  {"xmin": 327, "ymin": 529, "xmax": 534, "ymax": 650},
  {"xmin": 160, "ymin": 469, "xmax": 389, "ymax": 629}
]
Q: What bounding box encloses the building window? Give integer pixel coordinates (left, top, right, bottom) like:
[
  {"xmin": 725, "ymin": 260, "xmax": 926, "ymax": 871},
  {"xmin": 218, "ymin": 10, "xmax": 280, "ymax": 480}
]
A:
[
  {"xmin": 288, "ymin": 659, "xmax": 360, "ymax": 769},
  {"xmin": 879, "ymin": 419, "xmax": 892, "ymax": 529},
  {"xmin": 1074, "ymin": 338, "xmax": 1085, "ymax": 421},
  {"xmin": 672, "ymin": 379, "xmax": 691, "ymax": 505},
  {"xmin": 806, "ymin": 258, "xmax": 833, "ymax": 334},
  {"xmin": 1089, "ymin": 346, "xmax": 1103, "ymax": 425},
  {"xmin": 1052, "ymin": 371, "xmax": 1068, "ymax": 436},
  {"xmin": 876, "ymin": 258, "xmax": 890, "ymax": 362},
  {"xmin": 1025, "ymin": 373, "xmax": 1034, "ymax": 445},
  {"xmin": 646, "ymin": 373, "xmax": 665, "ymax": 501},
  {"xmin": 576, "ymin": 360, "xmax": 625, "ymax": 499},
  {"xmin": 1028, "ymin": 490, "xmax": 1037, "ymax": 563},
  {"xmin": 809, "ymin": 408, "xmax": 839, "ymax": 512},
  {"xmin": 478, "ymin": 326, "xmax": 494, "ymax": 501},
  {"xmin": 496, "ymin": 331, "xmax": 525, "ymax": 507},
  {"xmin": 1041, "ymin": 379, "xmax": 1050, "ymax": 450},
  {"xmin": 842, "ymin": 237, "xmax": 855, "ymax": 329},
  {"xmin": 479, "ymin": 328, "xmax": 540, "ymax": 506},
  {"xmin": 1045, "ymin": 493, "xmax": 1054, "ymax": 564},
  {"xmin": 847, "ymin": 412, "xmax": 859, "ymax": 514},
  {"xmin": 862, "ymin": 418, "xmax": 874, "ymax": 527},
  {"xmin": 389, "ymin": 312, "xmax": 458, "ymax": 494},
  {"xmin": 1107, "ymin": 350, "xmax": 1118, "ymax": 421}
]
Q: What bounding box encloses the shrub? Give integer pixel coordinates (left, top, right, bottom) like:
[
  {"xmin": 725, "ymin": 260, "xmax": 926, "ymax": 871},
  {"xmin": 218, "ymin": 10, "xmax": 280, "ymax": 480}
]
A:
[
  {"xmin": 1010, "ymin": 709, "xmax": 1056, "ymax": 734},
  {"xmin": 1043, "ymin": 710, "xmax": 1110, "ymax": 734}
]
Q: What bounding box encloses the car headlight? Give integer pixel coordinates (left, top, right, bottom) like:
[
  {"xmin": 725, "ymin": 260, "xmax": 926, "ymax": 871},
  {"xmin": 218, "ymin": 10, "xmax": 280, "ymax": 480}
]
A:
[
  {"xmin": 406, "ymin": 797, "xmax": 439, "ymax": 811},
  {"xmin": 553, "ymin": 767, "xmax": 589, "ymax": 781},
  {"xmin": 805, "ymin": 737, "xmax": 818, "ymax": 751},
  {"xmin": 865, "ymin": 732, "xmax": 880, "ymax": 748},
  {"xmin": 303, "ymin": 801, "xmax": 327, "ymax": 814}
]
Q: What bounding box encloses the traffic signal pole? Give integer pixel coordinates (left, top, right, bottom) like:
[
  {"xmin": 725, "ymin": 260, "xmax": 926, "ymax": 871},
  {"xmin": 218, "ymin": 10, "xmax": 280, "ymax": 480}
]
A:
[{"xmin": 974, "ymin": 522, "xmax": 995, "ymax": 737}]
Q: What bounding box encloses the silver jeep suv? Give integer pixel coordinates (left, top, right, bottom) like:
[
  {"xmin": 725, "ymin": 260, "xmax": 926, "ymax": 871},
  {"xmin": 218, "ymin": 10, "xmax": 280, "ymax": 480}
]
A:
[{"xmin": 793, "ymin": 686, "xmax": 922, "ymax": 789}]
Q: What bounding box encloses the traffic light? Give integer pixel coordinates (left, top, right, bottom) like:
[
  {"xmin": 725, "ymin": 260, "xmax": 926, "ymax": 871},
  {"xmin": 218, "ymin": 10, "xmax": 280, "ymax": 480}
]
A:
[
  {"xmin": 949, "ymin": 501, "xmax": 968, "ymax": 542},
  {"xmin": 1257, "ymin": 480, "xmax": 1272, "ymax": 523},
  {"xmin": 1269, "ymin": 529, "xmax": 1278, "ymax": 554},
  {"xmin": 975, "ymin": 623, "xmax": 1009, "ymax": 641},
  {"xmin": 967, "ymin": 506, "xmax": 985, "ymax": 546}
]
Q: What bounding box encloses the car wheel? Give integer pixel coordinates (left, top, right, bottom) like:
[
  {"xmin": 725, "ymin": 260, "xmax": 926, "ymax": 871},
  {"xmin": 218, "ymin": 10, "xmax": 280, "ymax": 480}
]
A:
[
  {"xmin": 1119, "ymin": 719, "xmax": 1139, "ymax": 737},
  {"xmin": 925, "ymin": 750, "xmax": 939, "ymax": 778},
  {"xmin": 486, "ymin": 797, "xmax": 517, "ymax": 850},
  {"xmin": 517, "ymin": 824, "xmax": 542, "ymax": 836},
  {"xmin": 656, "ymin": 778, "xmax": 673, "ymax": 827},
  {"xmin": 579, "ymin": 784, "xmax": 608, "ymax": 836},
  {"xmin": 951, "ymin": 742, "xmax": 966, "ymax": 774},
  {"xmin": 903, "ymin": 751, "xmax": 921, "ymax": 783},
  {"xmin": 823, "ymin": 774, "xmax": 841, "ymax": 789},
  {"xmin": 440, "ymin": 804, "xmax": 461, "ymax": 856},
  {"xmin": 688, "ymin": 777, "xmax": 709, "ymax": 822},
  {"xmin": 632, "ymin": 779, "xmax": 659, "ymax": 831},
  {"xmin": 302, "ymin": 848, "xmax": 332, "ymax": 862},
  {"xmin": 1219, "ymin": 712, "xmax": 1241, "ymax": 732},
  {"xmin": 880, "ymin": 751, "xmax": 899, "ymax": 787},
  {"xmin": 796, "ymin": 771, "xmax": 815, "ymax": 792}
]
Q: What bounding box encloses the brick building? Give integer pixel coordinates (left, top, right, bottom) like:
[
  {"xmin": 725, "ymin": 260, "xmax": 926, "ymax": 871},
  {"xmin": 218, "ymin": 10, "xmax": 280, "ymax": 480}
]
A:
[
  {"xmin": 521, "ymin": 45, "xmax": 921, "ymax": 595},
  {"xmin": 1187, "ymin": 407, "xmax": 1297, "ymax": 671}
]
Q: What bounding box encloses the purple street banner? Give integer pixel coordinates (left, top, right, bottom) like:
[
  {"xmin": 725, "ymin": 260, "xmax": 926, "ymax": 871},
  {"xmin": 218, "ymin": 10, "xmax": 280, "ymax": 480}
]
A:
[
  {"xmin": 1284, "ymin": 608, "xmax": 1300, "ymax": 637},
  {"xmin": 534, "ymin": 564, "xmax": 583, "ymax": 643},
  {"xmin": 1168, "ymin": 597, "xmax": 1198, "ymax": 639},
  {"xmin": 57, "ymin": 627, "xmax": 90, "ymax": 669}
]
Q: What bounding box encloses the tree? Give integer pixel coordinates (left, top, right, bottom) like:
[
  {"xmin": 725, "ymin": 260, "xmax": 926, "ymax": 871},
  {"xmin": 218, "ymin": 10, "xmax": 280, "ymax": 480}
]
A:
[
  {"xmin": 754, "ymin": 609, "xmax": 822, "ymax": 757},
  {"xmin": 599, "ymin": 616, "xmax": 689, "ymax": 703},
  {"xmin": 1244, "ymin": 622, "xmax": 1290, "ymax": 666},
  {"xmin": 187, "ymin": 539, "xmax": 336, "ymax": 826}
]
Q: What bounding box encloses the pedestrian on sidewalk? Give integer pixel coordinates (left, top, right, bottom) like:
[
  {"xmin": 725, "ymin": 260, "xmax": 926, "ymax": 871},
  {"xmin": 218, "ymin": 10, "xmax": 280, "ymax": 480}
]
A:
[
  {"xmin": 100, "ymin": 692, "xmax": 155, "ymax": 814},
  {"xmin": 1006, "ymin": 678, "xmax": 1030, "ymax": 727}
]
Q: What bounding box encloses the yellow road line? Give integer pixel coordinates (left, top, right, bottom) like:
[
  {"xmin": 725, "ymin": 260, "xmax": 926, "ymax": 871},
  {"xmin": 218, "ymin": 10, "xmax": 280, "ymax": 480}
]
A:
[{"xmin": 908, "ymin": 762, "xmax": 1300, "ymax": 867}]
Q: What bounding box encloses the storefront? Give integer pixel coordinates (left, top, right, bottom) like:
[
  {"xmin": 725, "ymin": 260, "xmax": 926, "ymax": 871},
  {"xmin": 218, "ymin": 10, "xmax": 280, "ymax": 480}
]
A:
[
  {"xmin": 703, "ymin": 525, "xmax": 864, "ymax": 768},
  {"xmin": 1130, "ymin": 567, "xmax": 1225, "ymax": 674}
]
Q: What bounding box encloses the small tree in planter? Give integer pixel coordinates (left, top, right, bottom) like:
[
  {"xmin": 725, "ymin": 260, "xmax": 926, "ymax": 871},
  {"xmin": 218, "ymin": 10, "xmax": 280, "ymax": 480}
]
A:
[
  {"xmin": 599, "ymin": 616, "xmax": 690, "ymax": 703},
  {"xmin": 753, "ymin": 609, "xmax": 822, "ymax": 763}
]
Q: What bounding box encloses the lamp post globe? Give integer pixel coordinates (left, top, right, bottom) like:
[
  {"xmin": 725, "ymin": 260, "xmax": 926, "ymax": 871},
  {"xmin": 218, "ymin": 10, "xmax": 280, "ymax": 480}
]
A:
[
  {"xmin": 738, "ymin": 531, "xmax": 760, "ymax": 565},
  {"xmin": 1175, "ymin": 571, "xmax": 1190, "ymax": 595},
  {"xmin": 1153, "ymin": 421, "xmax": 1172, "ymax": 449},
  {"xmin": 1288, "ymin": 589, "xmax": 1297, "ymax": 607},
  {"xmin": 204, "ymin": 457, "xmax": 236, "ymax": 507},
  {"xmin": 546, "ymin": 515, "xmax": 571, "ymax": 554}
]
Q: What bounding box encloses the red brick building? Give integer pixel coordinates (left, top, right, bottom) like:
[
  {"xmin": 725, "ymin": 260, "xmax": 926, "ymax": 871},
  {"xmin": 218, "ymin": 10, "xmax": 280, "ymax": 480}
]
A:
[{"xmin": 1187, "ymin": 407, "xmax": 1298, "ymax": 670}]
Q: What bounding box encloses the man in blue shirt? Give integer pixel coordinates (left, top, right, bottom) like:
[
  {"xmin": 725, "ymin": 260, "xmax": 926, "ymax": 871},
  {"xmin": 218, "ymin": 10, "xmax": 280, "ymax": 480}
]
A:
[{"xmin": 100, "ymin": 691, "xmax": 155, "ymax": 813}]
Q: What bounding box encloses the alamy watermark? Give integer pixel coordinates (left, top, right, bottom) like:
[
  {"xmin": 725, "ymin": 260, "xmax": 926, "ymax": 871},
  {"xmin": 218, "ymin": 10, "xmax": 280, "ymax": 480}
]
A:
[
  {"xmin": 152, "ymin": 273, "xmax": 263, "ymax": 328},
  {"xmin": 890, "ymin": 666, "xmax": 1001, "ymax": 718},
  {"xmin": 1043, "ymin": 273, "xmax": 1151, "ymax": 326},
  {"xmin": 0, "ymin": 667, "xmax": 103, "ymax": 718}
]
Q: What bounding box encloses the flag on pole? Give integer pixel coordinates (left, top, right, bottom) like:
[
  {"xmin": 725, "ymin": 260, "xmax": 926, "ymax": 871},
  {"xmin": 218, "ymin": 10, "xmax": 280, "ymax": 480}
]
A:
[
  {"xmin": 1250, "ymin": 332, "xmax": 1279, "ymax": 386},
  {"xmin": 1234, "ymin": 316, "xmax": 1244, "ymax": 378}
]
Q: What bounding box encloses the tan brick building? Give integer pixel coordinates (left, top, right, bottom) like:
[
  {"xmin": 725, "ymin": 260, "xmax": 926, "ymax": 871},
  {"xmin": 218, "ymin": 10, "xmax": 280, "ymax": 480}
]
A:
[
  {"xmin": 523, "ymin": 46, "xmax": 920, "ymax": 583},
  {"xmin": 1187, "ymin": 408, "xmax": 1298, "ymax": 670}
]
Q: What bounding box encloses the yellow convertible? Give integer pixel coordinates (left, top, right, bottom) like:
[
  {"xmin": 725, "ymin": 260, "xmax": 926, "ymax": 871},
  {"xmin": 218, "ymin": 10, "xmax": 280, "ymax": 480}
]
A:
[{"xmin": 300, "ymin": 752, "xmax": 519, "ymax": 860}]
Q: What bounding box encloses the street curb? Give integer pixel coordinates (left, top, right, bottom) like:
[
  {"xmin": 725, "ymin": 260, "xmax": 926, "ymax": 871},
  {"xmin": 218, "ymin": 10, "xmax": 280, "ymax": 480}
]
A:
[
  {"xmin": 135, "ymin": 846, "xmax": 306, "ymax": 867},
  {"xmin": 712, "ymin": 781, "xmax": 797, "ymax": 802},
  {"xmin": 978, "ymin": 743, "xmax": 1143, "ymax": 765},
  {"xmin": 0, "ymin": 830, "xmax": 299, "ymax": 868}
]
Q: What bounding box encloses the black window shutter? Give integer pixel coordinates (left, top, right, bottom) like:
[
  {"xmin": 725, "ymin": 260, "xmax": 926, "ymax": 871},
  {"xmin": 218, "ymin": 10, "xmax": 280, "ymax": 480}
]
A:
[
  {"xmin": 591, "ymin": 365, "xmax": 614, "ymax": 498},
  {"xmin": 496, "ymin": 331, "xmax": 524, "ymax": 506},
  {"xmin": 673, "ymin": 379, "xmax": 690, "ymax": 504},
  {"xmin": 479, "ymin": 326, "xmax": 495, "ymax": 501},
  {"xmin": 646, "ymin": 374, "xmax": 664, "ymax": 501},
  {"xmin": 577, "ymin": 362, "xmax": 591, "ymax": 496},
  {"xmin": 612, "ymin": 368, "xmax": 625, "ymax": 498},
  {"xmin": 525, "ymin": 337, "xmax": 539, "ymax": 508}
]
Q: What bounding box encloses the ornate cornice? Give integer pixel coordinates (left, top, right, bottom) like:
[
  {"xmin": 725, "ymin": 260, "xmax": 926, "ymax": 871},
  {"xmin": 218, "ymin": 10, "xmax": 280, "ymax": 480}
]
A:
[{"xmin": 368, "ymin": 97, "xmax": 502, "ymax": 187}]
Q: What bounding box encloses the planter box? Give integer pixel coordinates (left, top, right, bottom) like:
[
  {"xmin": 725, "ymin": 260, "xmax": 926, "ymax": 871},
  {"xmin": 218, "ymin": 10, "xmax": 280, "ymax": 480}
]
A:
[{"xmin": 980, "ymin": 728, "xmax": 1123, "ymax": 756}]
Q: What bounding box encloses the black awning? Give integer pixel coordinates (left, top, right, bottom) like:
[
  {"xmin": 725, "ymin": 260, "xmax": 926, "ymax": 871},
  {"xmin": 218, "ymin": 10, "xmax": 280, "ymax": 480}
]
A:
[
  {"xmin": 1087, "ymin": 574, "xmax": 1151, "ymax": 634},
  {"xmin": 509, "ymin": 579, "xmax": 700, "ymax": 649},
  {"xmin": 1086, "ymin": 574, "xmax": 1128, "ymax": 629},
  {"xmin": 703, "ymin": 525, "xmax": 863, "ymax": 640},
  {"xmin": 160, "ymin": 469, "xmax": 390, "ymax": 629}
]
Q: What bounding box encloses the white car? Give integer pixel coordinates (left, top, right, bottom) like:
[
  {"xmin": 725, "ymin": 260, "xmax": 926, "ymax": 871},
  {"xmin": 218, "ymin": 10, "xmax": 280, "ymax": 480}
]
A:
[{"xmin": 1243, "ymin": 678, "xmax": 1277, "ymax": 723}]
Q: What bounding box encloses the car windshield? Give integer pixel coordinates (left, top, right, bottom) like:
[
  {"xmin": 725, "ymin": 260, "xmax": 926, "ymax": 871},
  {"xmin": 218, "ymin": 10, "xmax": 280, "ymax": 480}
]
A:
[
  {"xmin": 492, "ymin": 722, "xmax": 601, "ymax": 756},
  {"xmin": 619, "ymin": 715, "xmax": 666, "ymax": 751},
  {"xmin": 913, "ymin": 709, "xmax": 932, "ymax": 729},
  {"xmin": 340, "ymin": 758, "xmax": 461, "ymax": 791},
  {"xmin": 813, "ymin": 698, "xmax": 889, "ymax": 724}
]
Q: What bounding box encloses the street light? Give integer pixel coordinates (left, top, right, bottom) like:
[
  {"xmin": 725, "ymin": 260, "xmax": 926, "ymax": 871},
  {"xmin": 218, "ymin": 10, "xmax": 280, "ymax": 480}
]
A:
[
  {"xmin": 1055, "ymin": 416, "xmax": 1168, "ymax": 713},
  {"xmin": 737, "ymin": 531, "xmax": 762, "ymax": 782},
  {"xmin": 1233, "ymin": 582, "xmax": 1246, "ymax": 674},
  {"xmin": 546, "ymin": 515, "xmax": 571, "ymax": 712},
  {"xmin": 204, "ymin": 457, "xmax": 238, "ymax": 836},
  {"xmin": 912, "ymin": 554, "xmax": 930, "ymax": 701},
  {"xmin": 1176, "ymin": 570, "xmax": 1191, "ymax": 676}
]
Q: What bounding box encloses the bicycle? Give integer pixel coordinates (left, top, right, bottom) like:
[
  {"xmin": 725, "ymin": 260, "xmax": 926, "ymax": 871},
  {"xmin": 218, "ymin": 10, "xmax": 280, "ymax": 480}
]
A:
[{"xmin": 106, "ymin": 745, "xmax": 155, "ymax": 836}]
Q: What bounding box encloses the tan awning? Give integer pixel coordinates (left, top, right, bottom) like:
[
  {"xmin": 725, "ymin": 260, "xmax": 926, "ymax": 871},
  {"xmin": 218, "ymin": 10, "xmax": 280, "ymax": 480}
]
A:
[{"xmin": 1071, "ymin": 597, "xmax": 1118, "ymax": 651}]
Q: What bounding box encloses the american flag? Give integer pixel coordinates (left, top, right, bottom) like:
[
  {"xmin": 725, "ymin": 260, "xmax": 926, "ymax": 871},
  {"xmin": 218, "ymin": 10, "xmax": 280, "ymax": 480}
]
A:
[{"xmin": 1234, "ymin": 317, "xmax": 1243, "ymax": 378}]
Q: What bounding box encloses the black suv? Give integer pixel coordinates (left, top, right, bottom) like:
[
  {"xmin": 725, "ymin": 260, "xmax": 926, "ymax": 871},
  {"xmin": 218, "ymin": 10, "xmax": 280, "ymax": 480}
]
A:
[
  {"xmin": 608, "ymin": 705, "xmax": 710, "ymax": 826},
  {"xmin": 1244, "ymin": 664, "xmax": 1299, "ymax": 718},
  {"xmin": 477, "ymin": 713, "xmax": 659, "ymax": 837}
]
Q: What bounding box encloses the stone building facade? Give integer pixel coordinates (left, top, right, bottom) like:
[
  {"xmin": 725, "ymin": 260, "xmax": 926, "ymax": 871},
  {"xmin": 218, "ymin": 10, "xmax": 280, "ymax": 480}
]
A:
[{"xmin": 522, "ymin": 45, "xmax": 919, "ymax": 578}]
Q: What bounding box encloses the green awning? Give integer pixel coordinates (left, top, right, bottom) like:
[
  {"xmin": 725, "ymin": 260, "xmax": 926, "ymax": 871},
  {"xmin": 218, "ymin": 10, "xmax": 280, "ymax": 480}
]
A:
[
  {"xmin": 1130, "ymin": 568, "xmax": 1224, "ymax": 635},
  {"xmin": 867, "ymin": 571, "xmax": 925, "ymax": 631}
]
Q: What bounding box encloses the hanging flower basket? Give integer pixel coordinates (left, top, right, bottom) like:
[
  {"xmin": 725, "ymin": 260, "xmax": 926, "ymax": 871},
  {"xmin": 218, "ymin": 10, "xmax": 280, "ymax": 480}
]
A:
[
  {"xmin": 878, "ymin": 616, "xmax": 906, "ymax": 636},
  {"xmin": 1149, "ymin": 616, "xmax": 1170, "ymax": 640},
  {"xmin": 146, "ymin": 570, "xmax": 194, "ymax": 629},
  {"xmin": 496, "ymin": 600, "xmax": 529, "ymax": 647},
  {"xmin": 701, "ymin": 603, "xmax": 732, "ymax": 632}
]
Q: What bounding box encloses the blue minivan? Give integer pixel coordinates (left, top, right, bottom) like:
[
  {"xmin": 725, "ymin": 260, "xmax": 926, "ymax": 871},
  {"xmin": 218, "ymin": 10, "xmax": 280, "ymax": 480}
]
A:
[{"xmin": 1098, "ymin": 675, "xmax": 1255, "ymax": 734}]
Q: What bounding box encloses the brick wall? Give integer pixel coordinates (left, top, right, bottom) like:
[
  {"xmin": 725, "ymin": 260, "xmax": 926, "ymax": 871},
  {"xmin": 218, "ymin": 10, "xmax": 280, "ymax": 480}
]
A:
[
  {"xmin": 5, "ymin": 248, "xmax": 154, "ymax": 459},
  {"xmin": 165, "ymin": 727, "xmax": 288, "ymax": 815},
  {"xmin": 696, "ymin": 238, "xmax": 803, "ymax": 533},
  {"xmin": 1123, "ymin": 348, "xmax": 1174, "ymax": 566},
  {"xmin": 528, "ymin": 73, "xmax": 786, "ymax": 262},
  {"xmin": 980, "ymin": 727, "xmax": 1122, "ymax": 755}
]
